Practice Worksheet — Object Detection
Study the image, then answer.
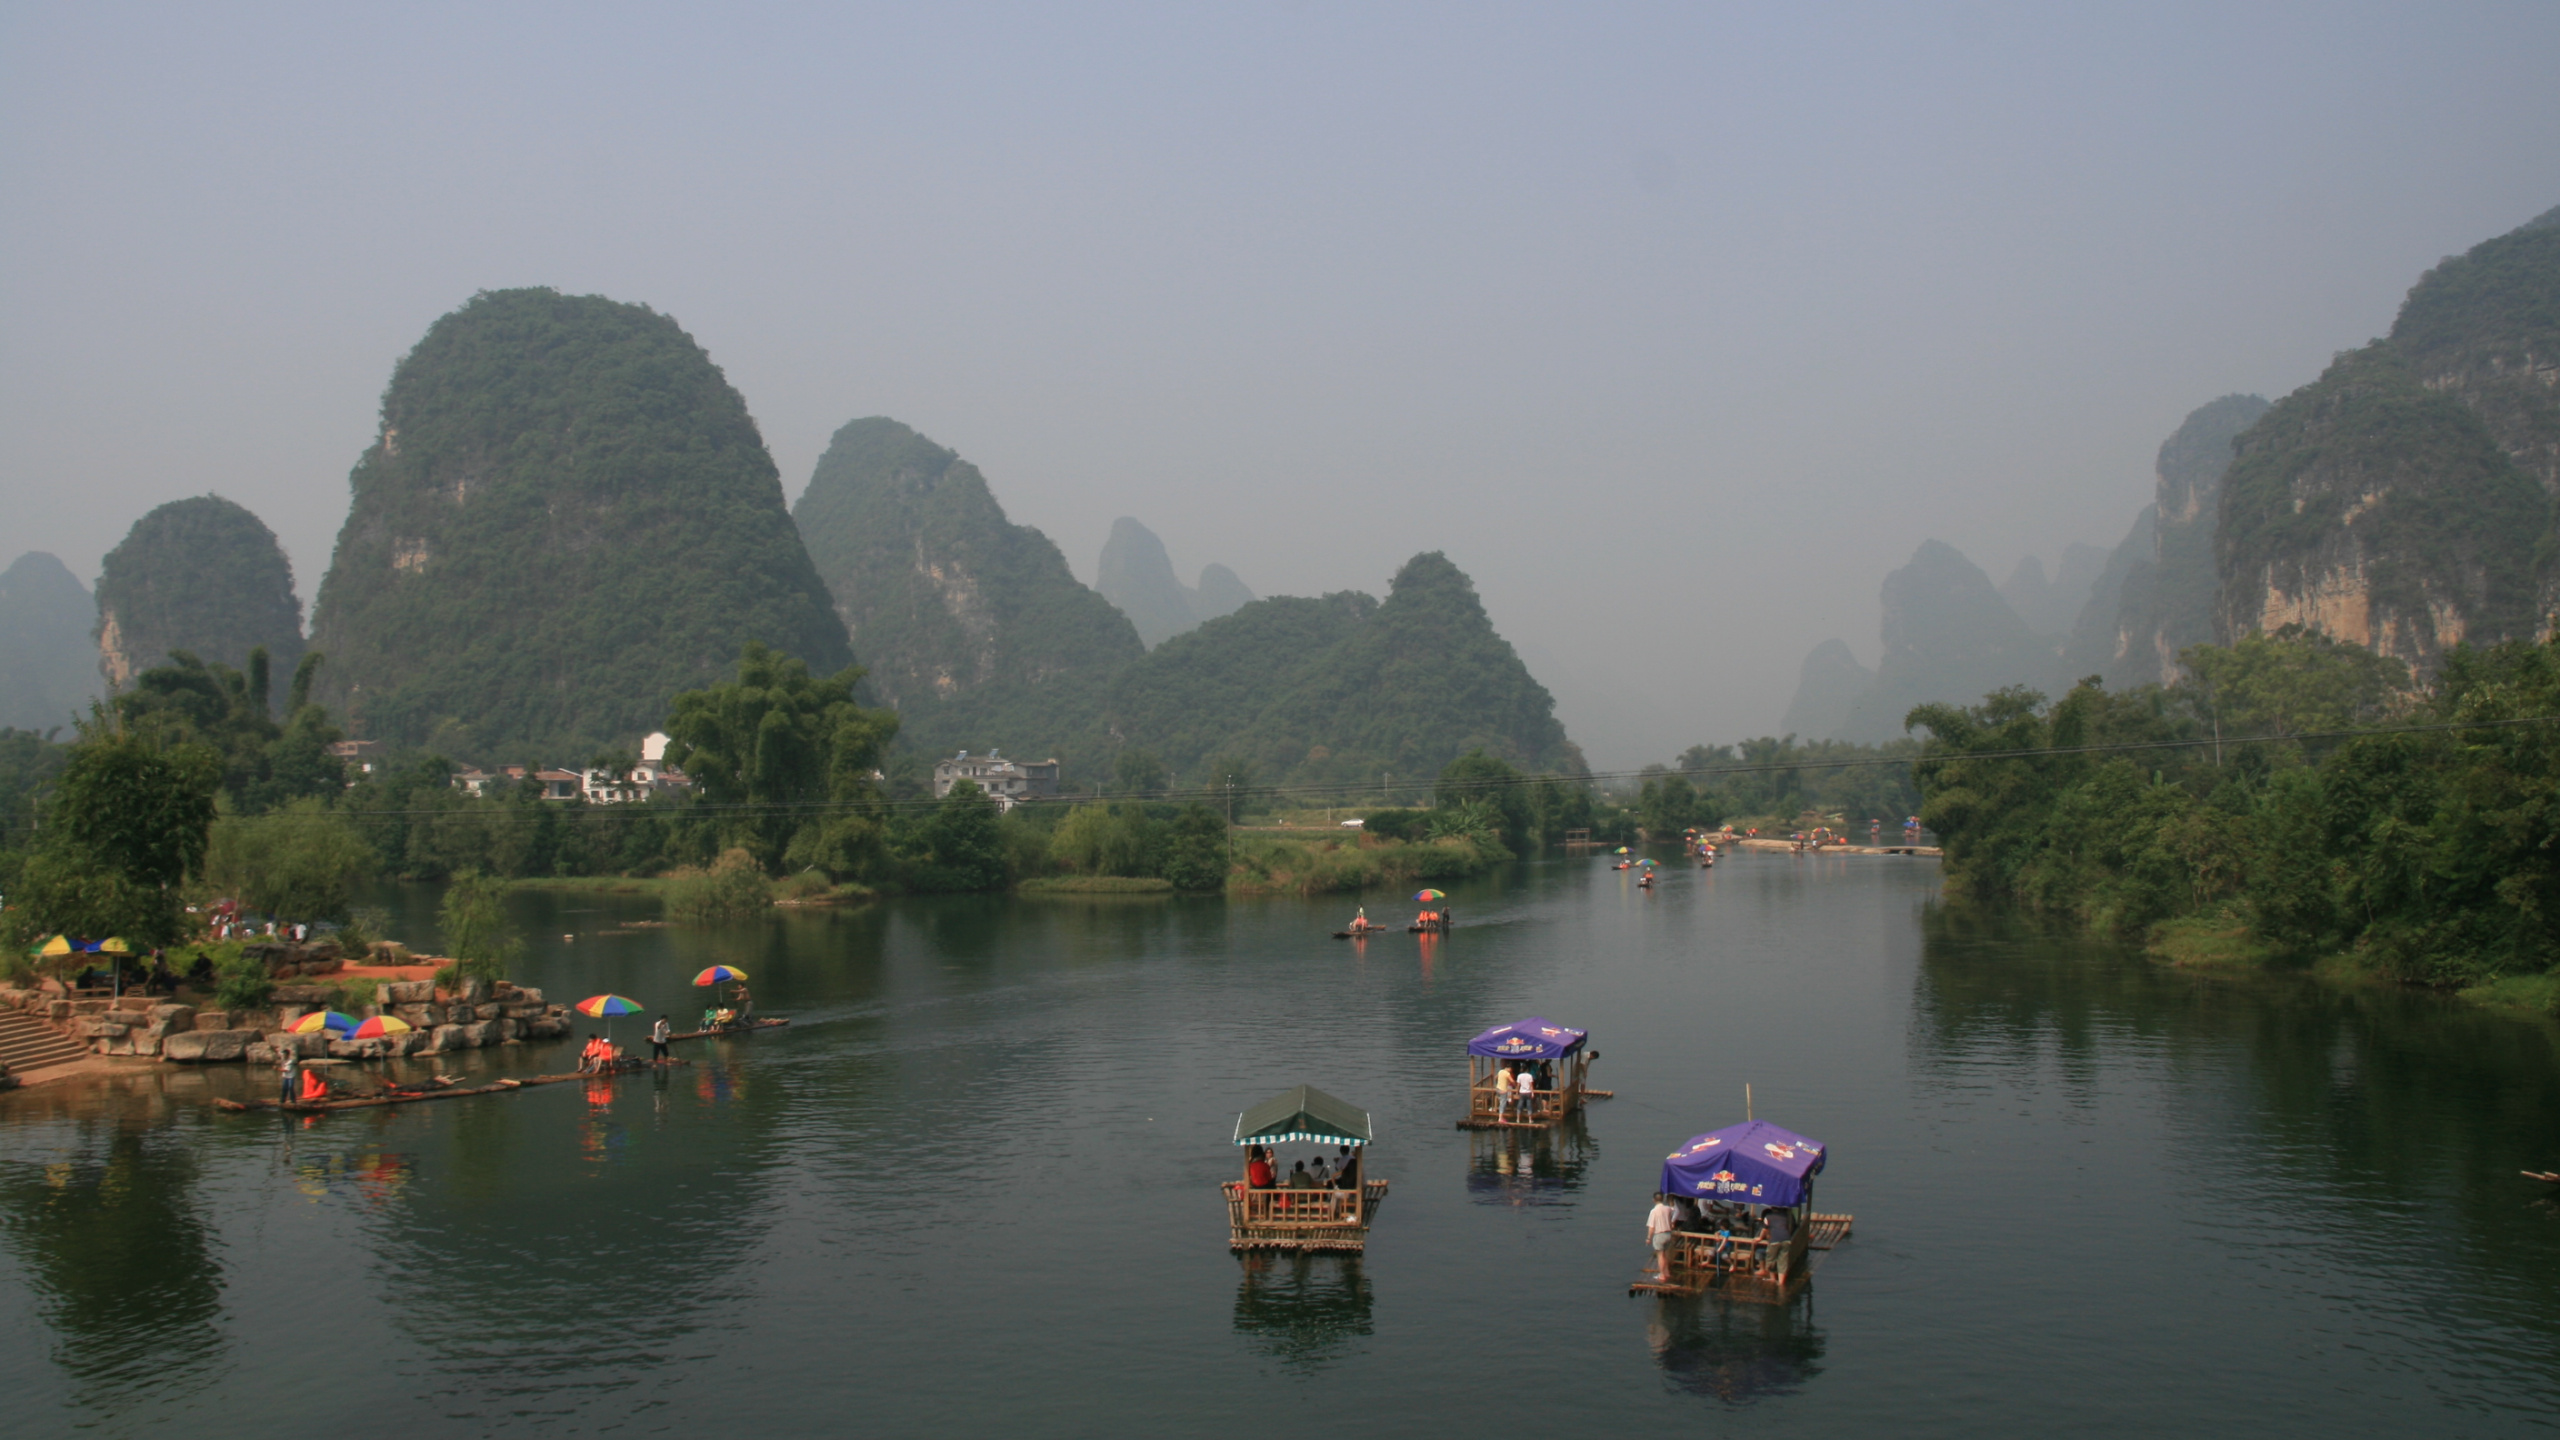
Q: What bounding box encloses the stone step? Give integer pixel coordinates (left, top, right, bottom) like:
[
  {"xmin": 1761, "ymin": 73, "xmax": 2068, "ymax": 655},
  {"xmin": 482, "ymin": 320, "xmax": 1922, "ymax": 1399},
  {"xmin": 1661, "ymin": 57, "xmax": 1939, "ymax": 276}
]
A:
[{"xmin": 0, "ymin": 1009, "xmax": 93, "ymax": 1071}]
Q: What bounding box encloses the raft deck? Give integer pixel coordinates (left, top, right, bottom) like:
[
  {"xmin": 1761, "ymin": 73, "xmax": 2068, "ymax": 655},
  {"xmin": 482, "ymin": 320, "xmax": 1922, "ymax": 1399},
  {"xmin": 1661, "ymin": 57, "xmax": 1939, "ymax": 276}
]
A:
[
  {"xmin": 214, "ymin": 1059, "xmax": 689, "ymax": 1114},
  {"xmin": 1224, "ymin": 1179, "xmax": 1391, "ymax": 1253},
  {"xmin": 668, "ymin": 1017, "xmax": 790, "ymax": 1042},
  {"xmin": 1628, "ymin": 1212, "xmax": 1855, "ymax": 1300}
]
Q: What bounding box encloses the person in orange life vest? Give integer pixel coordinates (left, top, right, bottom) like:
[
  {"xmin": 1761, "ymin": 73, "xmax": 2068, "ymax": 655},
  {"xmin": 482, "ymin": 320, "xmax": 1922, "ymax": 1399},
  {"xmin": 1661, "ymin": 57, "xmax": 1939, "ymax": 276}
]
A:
[{"xmin": 299, "ymin": 1066, "xmax": 329, "ymax": 1103}]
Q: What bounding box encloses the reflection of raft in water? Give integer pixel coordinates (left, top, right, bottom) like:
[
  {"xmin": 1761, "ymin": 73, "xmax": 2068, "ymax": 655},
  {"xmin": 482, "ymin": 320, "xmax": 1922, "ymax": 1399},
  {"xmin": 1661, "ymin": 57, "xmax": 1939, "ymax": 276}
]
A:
[{"xmin": 213, "ymin": 1059, "xmax": 690, "ymax": 1114}]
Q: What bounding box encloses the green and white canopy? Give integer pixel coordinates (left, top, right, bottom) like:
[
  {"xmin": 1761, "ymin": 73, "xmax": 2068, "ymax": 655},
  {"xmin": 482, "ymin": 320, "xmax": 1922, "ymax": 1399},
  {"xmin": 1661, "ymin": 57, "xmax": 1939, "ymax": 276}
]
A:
[{"xmin": 1232, "ymin": 1084, "xmax": 1374, "ymax": 1148}]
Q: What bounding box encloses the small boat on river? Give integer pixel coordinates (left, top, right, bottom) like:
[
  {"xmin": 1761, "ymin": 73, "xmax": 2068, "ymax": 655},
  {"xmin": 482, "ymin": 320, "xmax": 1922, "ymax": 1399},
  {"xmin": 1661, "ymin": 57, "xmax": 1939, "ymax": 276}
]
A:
[
  {"xmin": 669, "ymin": 1016, "xmax": 790, "ymax": 1041},
  {"xmin": 1224, "ymin": 1084, "xmax": 1389, "ymax": 1252},
  {"xmin": 1457, "ymin": 1017, "xmax": 1611, "ymax": 1129},
  {"xmin": 1630, "ymin": 1119, "xmax": 1853, "ymax": 1302}
]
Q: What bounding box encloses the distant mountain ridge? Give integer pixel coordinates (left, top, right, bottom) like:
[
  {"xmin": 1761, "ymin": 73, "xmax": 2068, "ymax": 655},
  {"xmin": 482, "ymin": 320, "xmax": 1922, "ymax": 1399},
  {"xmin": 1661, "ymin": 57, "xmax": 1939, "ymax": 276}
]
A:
[
  {"xmin": 1095, "ymin": 517, "xmax": 1255, "ymax": 648},
  {"xmin": 0, "ymin": 552, "xmax": 101, "ymax": 731},
  {"xmin": 793, "ymin": 418, "xmax": 1142, "ymax": 709},
  {"xmin": 900, "ymin": 551, "xmax": 1582, "ymax": 788}
]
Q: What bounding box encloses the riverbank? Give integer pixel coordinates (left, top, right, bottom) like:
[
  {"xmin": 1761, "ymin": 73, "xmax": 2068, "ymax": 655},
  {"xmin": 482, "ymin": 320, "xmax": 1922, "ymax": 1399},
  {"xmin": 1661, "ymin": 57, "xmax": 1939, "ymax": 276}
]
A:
[{"xmin": 2146, "ymin": 912, "xmax": 2560, "ymax": 1019}]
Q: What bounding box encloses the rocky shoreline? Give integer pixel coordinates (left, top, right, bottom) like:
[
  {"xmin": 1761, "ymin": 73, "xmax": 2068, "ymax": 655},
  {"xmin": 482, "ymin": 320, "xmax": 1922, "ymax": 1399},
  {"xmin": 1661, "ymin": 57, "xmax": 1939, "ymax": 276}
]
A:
[{"xmin": 1, "ymin": 952, "xmax": 573, "ymax": 1073}]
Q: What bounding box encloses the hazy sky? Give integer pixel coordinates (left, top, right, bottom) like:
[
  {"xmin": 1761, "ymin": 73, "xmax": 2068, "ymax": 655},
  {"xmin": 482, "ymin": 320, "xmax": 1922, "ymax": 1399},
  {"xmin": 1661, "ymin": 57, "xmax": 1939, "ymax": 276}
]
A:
[{"xmin": 6, "ymin": 3, "xmax": 2557, "ymax": 766}]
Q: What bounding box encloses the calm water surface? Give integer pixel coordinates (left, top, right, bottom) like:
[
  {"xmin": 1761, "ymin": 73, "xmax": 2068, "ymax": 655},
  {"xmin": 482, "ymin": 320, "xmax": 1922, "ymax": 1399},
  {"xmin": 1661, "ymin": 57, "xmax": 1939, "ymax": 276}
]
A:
[{"xmin": 5, "ymin": 853, "xmax": 2559, "ymax": 1436}]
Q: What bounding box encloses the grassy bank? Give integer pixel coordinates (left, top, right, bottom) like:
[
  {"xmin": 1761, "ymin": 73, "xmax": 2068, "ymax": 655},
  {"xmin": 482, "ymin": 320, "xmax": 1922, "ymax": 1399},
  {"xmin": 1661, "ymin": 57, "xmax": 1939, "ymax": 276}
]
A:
[
  {"xmin": 1224, "ymin": 833, "xmax": 1505, "ymax": 898},
  {"xmin": 1017, "ymin": 875, "xmax": 1176, "ymax": 896}
]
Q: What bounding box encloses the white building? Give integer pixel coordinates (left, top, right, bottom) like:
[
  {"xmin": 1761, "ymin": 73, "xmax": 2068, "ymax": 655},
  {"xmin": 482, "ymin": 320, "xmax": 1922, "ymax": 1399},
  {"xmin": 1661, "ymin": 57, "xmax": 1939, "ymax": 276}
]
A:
[{"xmin": 932, "ymin": 749, "xmax": 1061, "ymax": 810}]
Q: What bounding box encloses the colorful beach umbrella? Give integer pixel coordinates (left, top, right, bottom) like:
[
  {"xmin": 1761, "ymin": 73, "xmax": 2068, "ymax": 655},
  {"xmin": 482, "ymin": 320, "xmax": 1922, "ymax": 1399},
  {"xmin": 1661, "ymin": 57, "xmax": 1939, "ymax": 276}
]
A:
[
  {"xmin": 287, "ymin": 1010, "xmax": 361, "ymax": 1036},
  {"xmin": 351, "ymin": 1015, "xmax": 413, "ymax": 1039},
  {"xmin": 97, "ymin": 937, "xmax": 132, "ymax": 955},
  {"xmin": 575, "ymin": 994, "xmax": 644, "ymax": 1018},
  {"xmin": 692, "ymin": 966, "xmax": 748, "ymax": 987},
  {"xmin": 35, "ymin": 934, "xmax": 73, "ymax": 957},
  {"xmin": 1413, "ymin": 889, "xmax": 1447, "ymax": 902},
  {"xmin": 1613, "ymin": 846, "xmax": 1629, "ymax": 855}
]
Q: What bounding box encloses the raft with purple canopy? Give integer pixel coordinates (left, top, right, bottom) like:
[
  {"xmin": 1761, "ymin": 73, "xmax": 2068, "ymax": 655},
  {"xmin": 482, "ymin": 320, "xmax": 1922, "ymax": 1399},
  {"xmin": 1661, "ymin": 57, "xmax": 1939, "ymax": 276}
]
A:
[
  {"xmin": 1632, "ymin": 1118, "xmax": 1854, "ymax": 1302},
  {"xmin": 1456, "ymin": 1017, "xmax": 1613, "ymax": 1130}
]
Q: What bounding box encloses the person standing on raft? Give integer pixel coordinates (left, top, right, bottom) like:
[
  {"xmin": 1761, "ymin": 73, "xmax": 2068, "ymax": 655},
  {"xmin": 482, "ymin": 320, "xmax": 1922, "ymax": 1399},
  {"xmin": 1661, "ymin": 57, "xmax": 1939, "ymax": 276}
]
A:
[{"xmin": 650, "ymin": 1014, "xmax": 671, "ymax": 1063}]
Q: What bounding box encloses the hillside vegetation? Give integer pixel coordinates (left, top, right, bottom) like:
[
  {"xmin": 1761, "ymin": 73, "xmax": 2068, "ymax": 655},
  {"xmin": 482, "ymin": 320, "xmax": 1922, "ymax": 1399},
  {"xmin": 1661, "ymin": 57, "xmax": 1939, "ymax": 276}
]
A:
[
  {"xmin": 94, "ymin": 495, "xmax": 306, "ymax": 689},
  {"xmin": 307, "ymin": 288, "xmax": 850, "ymax": 761}
]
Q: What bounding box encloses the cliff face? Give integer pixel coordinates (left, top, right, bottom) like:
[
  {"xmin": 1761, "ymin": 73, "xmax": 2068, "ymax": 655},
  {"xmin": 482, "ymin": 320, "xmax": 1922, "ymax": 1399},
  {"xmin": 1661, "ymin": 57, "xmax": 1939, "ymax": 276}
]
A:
[
  {"xmin": 2216, "ymin": 210, "xmax": 2559, "ymax": 668},
  {"xmin": 2093, "ymin": 394, "xmax": 2270, "ymax": 685},
  {"xmin": 94, "ymin": 495, "xmax": 305, "ymax": 689},
  {"xmin": 793, "ymin": 418, "xmax": 1142, "ymax": 709},
  {"xmin": 0, "ymin": 552, "xmax": 102, "ymax": 731},
  {"xmin": 1835, "ymin": 540, "xmax": 2062, "ymax": 743},
  {"xmin": 1094, "ymin": 517, "xmax": 1256, "ymax": 648},
  {"xmin": 308, "ymin": 289, "xmax": 850, "ymax": 760}
]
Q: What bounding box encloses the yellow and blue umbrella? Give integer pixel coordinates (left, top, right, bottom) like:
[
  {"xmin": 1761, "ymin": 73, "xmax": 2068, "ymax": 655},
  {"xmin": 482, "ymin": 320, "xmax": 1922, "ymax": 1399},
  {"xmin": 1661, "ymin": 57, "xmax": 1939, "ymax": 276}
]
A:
[
  {"xmin": 691, "ymin": 966, "xmax": 748, "ymax": 987},
  {"xmin": 288, "ymin": 1011, "xmax": 361, "ymax": 1036},
  {"xmin": 35, "ymin": 934, "xmax": 74, "ymax": 957}
]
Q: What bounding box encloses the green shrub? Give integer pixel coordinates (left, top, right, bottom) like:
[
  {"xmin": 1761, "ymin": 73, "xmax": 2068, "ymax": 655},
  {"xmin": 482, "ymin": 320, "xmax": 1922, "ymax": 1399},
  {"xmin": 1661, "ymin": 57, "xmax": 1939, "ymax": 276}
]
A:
[
  {"xmin": 665, "ymin": 848, "xmax": 774, "ymax": 921},
  {"xmin": 210, "ymin": 943, "xmax": 272, "ymax": 1011}
]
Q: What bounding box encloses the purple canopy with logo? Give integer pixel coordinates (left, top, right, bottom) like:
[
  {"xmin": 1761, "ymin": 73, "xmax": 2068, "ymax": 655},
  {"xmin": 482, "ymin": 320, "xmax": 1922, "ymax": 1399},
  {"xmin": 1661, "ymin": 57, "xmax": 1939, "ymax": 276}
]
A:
[
  {"xmin": 1658, "ymin": 1120, "xmax": 1826, "ymax": 1207},
  {"xmin": 1467, "ymin": 1018, "xmax": 1588, "ymax": 1061}
]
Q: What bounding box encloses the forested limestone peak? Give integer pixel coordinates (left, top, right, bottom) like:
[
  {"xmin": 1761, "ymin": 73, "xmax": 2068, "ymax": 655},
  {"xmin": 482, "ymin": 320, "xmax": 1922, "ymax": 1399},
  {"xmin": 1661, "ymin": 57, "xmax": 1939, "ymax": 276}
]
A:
[
  {"xmin": 95, "ymin": 495, "xmax": 305, "ymax": 691},
  {"xmin": 1832, "ymin": 540, "xmax": 2062, "ymax": 744},
  {"xmin": 792, "ymin": 417, "xmax": 1141, "ymax": 708},
  {"xmin": 307, "ymin": 287, "xmax": 850, "ymax": 761},
  {"xmin": 2216, "ymin": 211, "xmax": 2558, "ymax": 673}
]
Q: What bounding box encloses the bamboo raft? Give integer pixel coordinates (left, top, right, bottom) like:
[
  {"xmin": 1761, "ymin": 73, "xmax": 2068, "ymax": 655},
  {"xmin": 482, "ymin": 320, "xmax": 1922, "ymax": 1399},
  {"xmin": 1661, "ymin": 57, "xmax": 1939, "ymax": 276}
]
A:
[
  {"xmin": 1223, "ymin": 1180, "xmax": 1391, "ymax": 1253},
  {"xmin": 214, "ymin": 1059, "xmax": 689, "ymax": 1114},
  {"xmin": 1628, "ymin": 1213, "xmax": 1855, "ymax": 1300},
  {"xmin": 1455, "ymin": 1090, "xmax": 1613, "ymax": 1129},
  {"xmin": 2526, "ymin": 1170, "xmax": 2560, "ymax": 1186},
  {"xmin": 1454, "ymin": 1021, "xmax": 1605, "ymax": 1131},
  {"xmin": 668, "ymin": 1017, "xmax": 790, "ymax": 1041}
]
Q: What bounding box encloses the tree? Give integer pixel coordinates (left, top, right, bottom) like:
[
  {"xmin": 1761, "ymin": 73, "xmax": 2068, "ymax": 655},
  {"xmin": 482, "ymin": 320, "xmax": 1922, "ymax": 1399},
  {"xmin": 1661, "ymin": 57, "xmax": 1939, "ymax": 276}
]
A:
[
  {"xmin": 202, "ymin": 799, "xmax": 375, "ymax": 923},
  {"xmin": 437, "ymin": 871, "xmax": 520, "ymax": 983},
  {"xmin": 1160, "ymin": 803, "xmax": 1230, "ymax": 891},
  {"xmin": 10, "ymin": 708, "xmax": 220, "ymax": 948},
  {"xmin": 903, "ymin": 779, "xmax": 1009, "ymax": 891},
  {"xmin": 663, "ymin": 642, "xmax": 899, "ymax": 872},
  {"xmin": 1436, "ymin": 749, "xmax": 1534, "ymax": 853},
  {"xmin": 1113, "ymin": 748, "xmax": 1169, "ymax": 797}
]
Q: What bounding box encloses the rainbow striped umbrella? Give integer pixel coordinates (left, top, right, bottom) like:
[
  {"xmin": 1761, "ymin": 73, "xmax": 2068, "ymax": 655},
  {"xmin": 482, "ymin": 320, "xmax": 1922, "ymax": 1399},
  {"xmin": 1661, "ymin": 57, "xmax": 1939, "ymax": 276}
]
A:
[
  {"xmin": 351, "ymin": 1015, "xmax": 412, "ymax": 1039},
  {"xmin": 575, "ymin": 994, "xmax": 644, "ymax": 1018},
  {"xmin": 692, "ymin": 966, "xmax": 748, "ymax": 987},
  {"xmin": 288, "ymin": 1010, "xmax": 361, "ymax": 1036},
  {"xmin": 1413, "ymin": 889, "xmax": 1447, "ymax": 902}
]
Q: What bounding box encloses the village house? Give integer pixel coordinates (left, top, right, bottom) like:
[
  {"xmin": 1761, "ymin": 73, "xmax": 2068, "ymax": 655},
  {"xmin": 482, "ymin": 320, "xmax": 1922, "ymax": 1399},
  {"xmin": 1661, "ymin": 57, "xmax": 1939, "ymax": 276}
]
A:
[
  {"xmin": 580, "ymin": 733, "xmax": 692, "ymax": 804},
  {"xmin": 932, "ymin": 749, "xmax": 1061, "ymax": 810},
  {"xmin": 326, "ymin": 739, "xmax": 385, "ymax": 778}
]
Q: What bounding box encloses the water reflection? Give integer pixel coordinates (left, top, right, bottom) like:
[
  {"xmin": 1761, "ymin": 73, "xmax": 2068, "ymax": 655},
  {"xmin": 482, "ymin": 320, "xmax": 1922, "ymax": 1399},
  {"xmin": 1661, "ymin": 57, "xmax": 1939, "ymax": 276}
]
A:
[
  {"xmin": 1231, "ymin": 1252, "xmax": 1374, "ymax": 1370},
  {"xmin": 1644, "ymin": 1293, "xmax": 1825, "ymax": 1404},
  {"xmin": 0, "ymin": 1121, "xmax": 226, "ymax": 1411},
  {"xmin": 1465, "ymin": 1114, "xmax": 1594, "ymax": 1208}
]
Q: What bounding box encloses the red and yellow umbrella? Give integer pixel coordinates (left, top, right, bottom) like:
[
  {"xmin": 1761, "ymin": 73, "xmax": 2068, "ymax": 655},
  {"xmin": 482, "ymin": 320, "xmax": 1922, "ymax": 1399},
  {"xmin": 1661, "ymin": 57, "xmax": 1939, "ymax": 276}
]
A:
[{"xmin": 351, "ymin": 1015, "xmax": 412, "ymax": 1039}]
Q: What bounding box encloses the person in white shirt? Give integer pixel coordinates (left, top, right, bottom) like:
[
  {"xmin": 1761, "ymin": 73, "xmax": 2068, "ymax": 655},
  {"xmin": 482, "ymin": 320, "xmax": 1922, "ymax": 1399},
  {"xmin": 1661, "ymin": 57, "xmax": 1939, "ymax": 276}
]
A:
[
  {"xmin": 1513, "ymin": 1065, "xmax": 1539, "ymax": 1121},
  {"xmin": 1310, "ymin": 1154, "xmax": 1333, "ymax": 1185},
  {"xmin": 1646, "ymin": 1193, "xmax": 1680, "ymax": 1283}
]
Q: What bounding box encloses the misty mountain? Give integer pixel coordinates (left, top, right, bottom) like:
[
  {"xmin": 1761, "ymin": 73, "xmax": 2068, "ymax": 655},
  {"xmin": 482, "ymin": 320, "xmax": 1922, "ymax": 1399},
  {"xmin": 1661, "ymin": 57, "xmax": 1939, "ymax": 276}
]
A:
[
  {"xmin": 2080, "ymin": 394, "xmax": 2271, "ymax": 687},
  {"xmin": 1778, "ymin": 638, "xmax": 1872, "ymax": 742},
  {"xmin": 307, "ymin": 288, "xmax": 851, "ymax": 760},
  {"xmin": 795, "ymin": 418, "xmax": 1142, "ymax": 711},
  {"xmin": 1833, "ymin": 540, "xmax": 2064, "ymax": 744},
  {"xmin": 1095, "ymin": 517, "xmax": 1256, "ymax": 648},
  {"xmin": 2212, "ymin": 205, "xmax": 2560, "ymax": 675},
  {"xmin": 1997, "ymin": 544, "xmax": 2108, "ymax": 636},
  {"xmin": 0, "ymin": 551, "xmax": 102, "ymax": 732},
  {"xmin": 95, "ymin": 495, "xmax": 306, "ymax": 691},
  {"xmin": 2059, "ymin": 506, "xmax": 2156, "ymax": 683}
]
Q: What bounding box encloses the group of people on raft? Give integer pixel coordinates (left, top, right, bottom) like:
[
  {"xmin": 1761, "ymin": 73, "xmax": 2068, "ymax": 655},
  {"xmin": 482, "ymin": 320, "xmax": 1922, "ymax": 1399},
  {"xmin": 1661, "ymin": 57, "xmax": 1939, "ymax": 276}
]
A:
[
  {"xmin": 1241, "ymin": 1143, "xmax": 1366, "ymax": 1195},
  {"xmin": 1642, "ymin": 1192, "xmax": 1801, "ymax": 1285},
  {"xmin": 1341, "ymin": 907, "xmax": 1446, "ymax": 935},
  {"xmin": 1486, "ymin": 1060, "xmax": 1556, "ymax": 1121}
]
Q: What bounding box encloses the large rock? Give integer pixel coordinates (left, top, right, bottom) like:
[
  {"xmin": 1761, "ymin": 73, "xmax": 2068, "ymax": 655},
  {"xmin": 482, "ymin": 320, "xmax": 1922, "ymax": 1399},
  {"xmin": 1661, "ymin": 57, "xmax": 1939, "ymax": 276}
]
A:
[
  {"xmin": 273, "ymin": 984, "xmax": 334, "ymax": 1005},
  {"xmin": 524, "ymin": 1015, "xmax": 568, "ymax": 1040},
  {"xmin": 193, "ymin": 1010, "xmax": 233, "ymax": 1031},
  {"xmin": 428, "ymin": 1024, "xmax": 468, "ymax": 1054},
  {"xmin": 245, "ymin": 1042, "xmax": 279, "ymax": 1066},
  {"xmin": 461, "ymin": 1020, "xmax": 502, "ymax": 1047},
  {"xmin": 393, "ymin": 1004, "xmax": 435, "ymax": 1029},
  {"xmin": 384, "ymin": 981, "xmax": 433, "ymax": 1005},
  {"xmin": 150, "ymin": 1003, "xmax": 196, "ymax": 1032},
  {"xmin": 199, "ymin": 1029, "xmax": 255, "ymax": 1062}
]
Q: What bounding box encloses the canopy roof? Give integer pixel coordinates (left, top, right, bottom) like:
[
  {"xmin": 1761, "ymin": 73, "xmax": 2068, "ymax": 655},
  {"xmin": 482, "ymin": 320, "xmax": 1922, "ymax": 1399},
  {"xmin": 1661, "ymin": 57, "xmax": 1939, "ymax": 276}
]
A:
[
  {"xmin": 1467, "ymin": 1018, "xmax": 1588, "ymax": 1060},
  {"xmin": 1233, "ymin": 1084, "xmax": 1373, "ymax": 1148},
  {"xmin": 1658, "ymin": 1119, "xmax": 1826, "ymax": 1208}
]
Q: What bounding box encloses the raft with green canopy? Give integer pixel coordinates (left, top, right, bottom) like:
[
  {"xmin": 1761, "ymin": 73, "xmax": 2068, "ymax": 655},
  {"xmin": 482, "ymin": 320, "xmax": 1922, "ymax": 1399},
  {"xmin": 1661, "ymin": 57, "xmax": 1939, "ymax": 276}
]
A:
[{"xmin": 1223, "ymin": 1084, "xmax": 1390, "ymax": 1252}]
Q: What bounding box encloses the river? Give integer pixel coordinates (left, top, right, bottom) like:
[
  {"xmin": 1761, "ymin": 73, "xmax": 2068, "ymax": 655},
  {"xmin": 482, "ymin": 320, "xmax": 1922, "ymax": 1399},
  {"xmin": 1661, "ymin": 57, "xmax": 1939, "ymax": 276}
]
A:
[{"xmin": 4, "ymin": 851, "xmax": 2558, "ymax": 1436}]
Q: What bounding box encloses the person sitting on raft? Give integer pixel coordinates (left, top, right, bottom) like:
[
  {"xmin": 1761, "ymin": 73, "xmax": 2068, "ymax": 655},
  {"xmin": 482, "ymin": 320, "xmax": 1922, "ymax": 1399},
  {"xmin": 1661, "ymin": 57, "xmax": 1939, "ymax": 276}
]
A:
[
  {"xmin": 1346, "ymin": 907, "xmax": 1376, "ymax": 933},
  {"xmin": 1246, "ymin": 1145, "xmax": 1276, "ymax": 1189},
  {"xmin": 299, "ymin": 1066, "xmax": 330, "ymax": 1103}
]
